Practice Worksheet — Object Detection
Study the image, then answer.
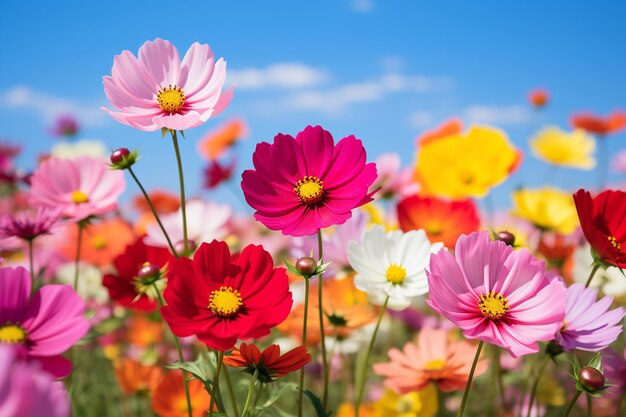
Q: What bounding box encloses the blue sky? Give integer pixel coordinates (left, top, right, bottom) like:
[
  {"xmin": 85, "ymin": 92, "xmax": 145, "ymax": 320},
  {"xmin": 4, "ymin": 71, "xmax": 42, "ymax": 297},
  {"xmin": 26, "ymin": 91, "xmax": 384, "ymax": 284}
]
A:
[{"xmin": 1, "ymin": 0, "xmax": 625, "ymax": 212}]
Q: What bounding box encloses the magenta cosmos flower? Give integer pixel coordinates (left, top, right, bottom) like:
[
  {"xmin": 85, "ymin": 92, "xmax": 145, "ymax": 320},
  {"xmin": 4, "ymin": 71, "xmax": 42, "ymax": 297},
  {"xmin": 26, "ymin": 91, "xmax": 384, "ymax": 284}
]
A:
[
  {"xmin": 0, "ymin": 208, "xmax": 62, "ymax": 241},
  {"xmin": 241, "ymin": 125, "xmax": 378, "ymax": 236},
  {"xmin": 0, "ymin": 267, "xmax": 89, "ymax": 378},
  {"xmin": 29, "ymin": 157, "xmax": 125, "ymax": 222},
  {"xmin": 555, "ymin": 283, "xmax": 625, "ymax": 352},
  {"xmin": 427, "ymin": 231, "xmax": 566, "ymax": 358},
  {"xmin": 102, "ymin": 38, "xmax": 234, "ymax": 131}
]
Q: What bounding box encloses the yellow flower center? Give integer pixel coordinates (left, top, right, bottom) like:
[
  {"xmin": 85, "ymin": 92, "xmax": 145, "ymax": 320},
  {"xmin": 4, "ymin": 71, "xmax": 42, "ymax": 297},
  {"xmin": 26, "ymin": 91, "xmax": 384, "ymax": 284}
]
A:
[
  {"xmin": 71, "ymin": 190, "xmax": 89, "ymax": 204},
  {"xmin": 423, "ymin": 222, "xmax": 443, "ymax": 237},
  {"xmin": 478, "ymin": 291, "xmax": 509, "ymax": 320},
  {"xmin": 424, "ymin": 359, "xmax": 446, "ymax": 371},
  {"xmin": 608, "ymin": 236, "xmax": 622, "ymax": 251},
  {"xmin": 386, "ymin": 263, "xmax": 406, "ymax": 285},
  {"xmin": 91, "ymin": 235, "xmax": 107, "ymax": 249},
  {"xmin": 294, "ymin": 176, "xmax": 325, "ymax": 205},
  {"xmin": 0, "ymin": 323, "xmax": 27, "ymax": 344},
  {"xmin": 157, "ymin": 85, "xmax": 185, "ymax": 113},
  {"xmin": 209, "ymin": 286, "xmax": 243, "ymax": 318}
]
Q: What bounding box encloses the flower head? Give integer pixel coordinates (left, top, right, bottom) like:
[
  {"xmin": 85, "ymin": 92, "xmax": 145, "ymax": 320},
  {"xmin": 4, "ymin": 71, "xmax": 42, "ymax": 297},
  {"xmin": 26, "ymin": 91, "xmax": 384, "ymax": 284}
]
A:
[
  {"xmin": 371, "ymin": 153, "xmax": 419, "ymax": 200},
  {"xmin": 162, "ymin": 240, "xmax": 292, "ymax": 351},
  {"xmin": 512, "ymin": 187, "xmax": 579, "ymax": 234},
  {"xmin": 114, "ymin": 358, "xmax": 163, "ymax": 396},
  {"xmin": 415, "ymin": 118, "xmax": 463, "ymax": 147},
  {"xmin": 241, "ymin": 125, "xmax": 378, "ymax": 237},
  {"xmin": 224, "ymin": 343, "xmax": 311, "ymax": 383},
  {"xmin": 202, "ymin": 159, "xmax": 235, "ymax": 190},
  {"xmin": 555, "ymin": 283, "xmax": 625, "ymax": 352},
  {"xmin": 528, "ymin": 89, "xmax": 549, "ymax": 108},
  {"xmin": 48, "ymin": 114, "xmax": 79, "ymax": 138},
  {"xmin": 102, "ymin": 38, "xmax": 234, "ymax": 132},
  {"xmin": 29, "ymin": 157, "xmax": 126, "ymax": 222},
  {"xmin": 0, "ymin": 208, "xmax": 62, "ymax": 241},
  {"xmin": 530, "ymin": 127, "xmax": 596, "ymax": 170},
  {"xmin": 571, "ymin": 110, "xmax": 626, "ymax": 136},
  {"xmin": 373, "ymin": 327, "xmax": 487, "ymax": 393},
  {"xmin": 427, "ymin": 231, "xmax": 566, "ymax": 357},
  {"xmin": 348, "ymin": 225, "xmax": 443, "ymax": 310},
  {"xmin": 198, "ymin": 118, "xmax": 247, "ymax": 160},
  {"xmin": 151, "ymin": 371, "xmax": 214, "ymax": 417}
]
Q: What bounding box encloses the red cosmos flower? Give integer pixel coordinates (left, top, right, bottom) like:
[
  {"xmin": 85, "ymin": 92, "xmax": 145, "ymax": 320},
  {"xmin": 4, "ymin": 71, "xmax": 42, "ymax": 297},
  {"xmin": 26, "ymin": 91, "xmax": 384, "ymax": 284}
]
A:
[
  {"xmin": 570, "ymin": 110, "xmax": 626, "ymax": 136},
  {"xmin": 223, "ymin": 343, "xmax": 312, "ymax": 383},
  {"xmin": 241, "ymin": 125, "xmax": 377, "ymax": 237},
  {"xmin": 162, "ymin": 240, "xmax": 293, "ymax": 351},
  {"xmin": 573, "ymin": 189, "xmax": 626, "ymax": 268},
  {"xmin": 528, "ymin": 89, "xmax": 549, "ymax": 108},
  {"xmin": 202, "ymin": 159, "xmax": 235, "ymax": 190},
  {"xmin": 103, "ymin": 239, "xmax": 175, "ymax": 311},
  {"xmin": 397, "ymin": 194, "xmax": 480, "ymax": 248}
]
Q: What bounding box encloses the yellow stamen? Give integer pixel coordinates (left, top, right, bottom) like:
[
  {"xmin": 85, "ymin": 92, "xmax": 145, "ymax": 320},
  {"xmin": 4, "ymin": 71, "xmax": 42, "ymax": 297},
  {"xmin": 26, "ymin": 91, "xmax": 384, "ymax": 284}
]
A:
[
  {"xmin": 424, "ymin": 359, "xmax": 446, "ymax": 371},
  {"xmin": 71, "ymin": 190, "xmax": 89, "ymax": 204},
  {"xmin": 209, "ymin": 286, "xmax": 243, "ymax": 318},
  {"xmin": 607, "ymin": 236, "xmax": 622, "ymax": 251},
  {"xmin": 91, "ymin": 235, "xmax": 107, "ymax": 250},
  {"xmin": 0, "ymin": 323, "xmax": 26, "ymax": 344},
  {"xmin": 478, "ymin": 291, "xmax": 509, "ymax": 320},
  {"xmin": 157, "ymin": 85, "xmax": 185, "ymax": 113},
  {"xmin": 386, "ymin": 263, "xmax": 406, "ymax": 285},
  {"xmin": 294, "ymin": 176, "xmax": 325, "ymax": 205}
]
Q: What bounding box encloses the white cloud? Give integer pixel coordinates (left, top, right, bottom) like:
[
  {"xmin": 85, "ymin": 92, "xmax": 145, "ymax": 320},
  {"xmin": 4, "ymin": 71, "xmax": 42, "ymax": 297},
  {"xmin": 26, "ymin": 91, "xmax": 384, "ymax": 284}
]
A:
[
  {"xmin": 408, "ymin": 110, "xmax": 436, "ymax": 129},
  {"xmin": 227, "ymin": 62, "xmax": 330, "ymax": 90},
  {"xmin": 464, "ymin": 104, "xmax": 531, "ymax": 126},
  {"xmin": 350, "ymin": 0, "xmax": 375, "ymax": 13},
  {"xmin": 0, "ymin": 86, "xmax": 108, "ymax": 127}
]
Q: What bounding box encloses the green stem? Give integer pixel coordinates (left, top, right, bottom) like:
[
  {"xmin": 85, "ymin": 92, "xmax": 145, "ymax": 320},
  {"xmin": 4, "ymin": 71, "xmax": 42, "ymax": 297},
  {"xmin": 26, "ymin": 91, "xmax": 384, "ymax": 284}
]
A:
[
  {"xmin": 456, "ymin": 341, "xmax": 484, "ymax": 417},
  {"xmin": 585, "ymin": 264, "xmax": 601, "ymax": 288},
  {"xmin": 317, "ymin": 230, "xmax": 329, "ymax": 409},
  {"xmin": 355, "ymin": 296, "xmax": 389, "ymax": 417},
  {"xmin": 437, "ymin": 388, "xmax": 447, "ymax": 417},
  {"xmin": 27, "ymin": 238, "xmax": 35, "ymax": 290},
  {"xmin": 127, "ymin": 166, "xmax": 178, "ymax": 257},
  {"xmin": 223, "ymin": 365, "xmax": 240, "ymax": 417},
  {"xmin": 209, "ymin": 351, "xmax": 224, "ymax": 417},
  {"xmin": 298, "ymin": 277, "xmax": 311, "ymax": 417},
  {"xmin": 586, "ymin": 393, "xmax": 592, "ymax": 417},
  {"xmin": 526, "ymin": 353, "xmax": 550, "ymax": 417},
  {"xmin": 73, "ymin": 222, "xmax": 85, "ymax": 290},
  {"xmin": 493, "ymin": 347, "xmax": 506, "ymax": 412},
  {"xmin": 152, "ymin": 283, "xmax": 193, "ymax": 417},
  {"xmin": 171, "ymin": 130, "xmax": 189, "ymax": 254},
  {"xmin": 240, "ymin": 369, "xmax": 259, "ymax": 417},
  {"xmin": 561, "ymin": 391, "xmax": 582, "ymax": 417}
]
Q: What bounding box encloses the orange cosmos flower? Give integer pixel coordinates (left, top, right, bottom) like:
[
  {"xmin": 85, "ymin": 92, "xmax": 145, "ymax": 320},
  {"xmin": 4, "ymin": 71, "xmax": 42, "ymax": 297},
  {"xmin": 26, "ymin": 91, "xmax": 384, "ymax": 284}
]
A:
[
  {"xmin": 151, "ymin": 371, "xmax": 214, "ymax": 417},
  {"xmin": 373, "ymin": 327, "xmax": 487, "ymax": 393},
  {"xmin": 197, "ymin": 118, "xmax": 248, "ymax": 160},
  {"xmin": 61, "ymin": 218, "xmax": 134, "ymax": 267},
  {"xmin": 415, "ymin": 118, "xmax": 463, "ymax": 146},
  {"xmin": 132, "ymin": 190, "xmax": 180, "ymax": 235},
  {"xmin": 536, "ymin": 233, "xmax": 578, "ymax": 283},
  {"xmin": 114, "ymin": 358, "xmax": 163, "ymax": 396},
  {"xmin": 397, "ymin": 195, "xmax": 480, "ymax": 248},
  {"xmin": 528, "ymin": 89, "xmax": 549, "ymax": 108},
  {"xmin": 570, "ymin": 110, "xmax": 626, "ymax": 136},
  {"xmin": 223, "ymin": 343, "xmax": 312, "ymax": 383},
  {"xmin": 127, "ymin": 314, "xmax": 164, "ymax": 347}
]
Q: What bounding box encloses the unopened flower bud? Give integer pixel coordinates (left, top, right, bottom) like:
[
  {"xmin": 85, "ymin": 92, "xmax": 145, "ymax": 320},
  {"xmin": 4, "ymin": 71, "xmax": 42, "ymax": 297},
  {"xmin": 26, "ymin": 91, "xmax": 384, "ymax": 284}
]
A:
[
  {"xmin": 175, "ymin": 239, "xmax": 197, "ymax": 256},
  {"xmin": 496, "ymin": 231, "xmax": 516, "ymax": 247},
  {"xmin": 137, "ymin": 262, "xmax": 160, "ymax": 279},
  {"xmin": 579, "ymin": 366, "xmax": 605, "ymax": 392},
  {"xmin": 110, "ymin": 148, "xmax": 131, "ymax": 164},
  {"xmin": 296, "ymin": 257, "xmax": 317, "ymax": 276}
]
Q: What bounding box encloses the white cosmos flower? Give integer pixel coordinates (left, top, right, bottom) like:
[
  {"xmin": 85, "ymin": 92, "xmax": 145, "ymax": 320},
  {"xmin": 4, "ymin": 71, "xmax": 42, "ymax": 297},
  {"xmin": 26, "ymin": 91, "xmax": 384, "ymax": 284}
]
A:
[
  {"xmin": 347, "ymin": 224, "xmax": 443, "ymax": 310},
  {"xmin": 50, "ymin": 139, "xmax": 108, "ymax": 160}
]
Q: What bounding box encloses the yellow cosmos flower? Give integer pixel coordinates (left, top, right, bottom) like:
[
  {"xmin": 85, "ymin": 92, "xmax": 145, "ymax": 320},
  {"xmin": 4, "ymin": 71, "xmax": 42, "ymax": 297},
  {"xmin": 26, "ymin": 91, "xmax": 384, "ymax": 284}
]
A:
[
  {"xmin": 415, "ymin": 125, "xmax": 520, "ymax": 199},
  {"xmin": 512, "ymin": 187, "xmax": 579, "ymax": 234},
  {"xmin": 530, "ymin": 127, "xmax": 596, "ymax": 170},
  {"xmin": 335, "ymin": 385, "xmax": 438, "ymax": 417}
]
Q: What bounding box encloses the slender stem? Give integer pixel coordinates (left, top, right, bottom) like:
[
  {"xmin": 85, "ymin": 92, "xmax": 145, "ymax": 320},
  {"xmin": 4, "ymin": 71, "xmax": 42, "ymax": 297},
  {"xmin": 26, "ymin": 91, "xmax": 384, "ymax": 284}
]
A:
[
  {"xmin": 317, "ymin": 230, "xmax": 329, "ymax": 409},
  {"xmin": 297, "ymin": 277, "xmax": 311, "ymax": 417},
  {"xmin": 526, "ymin": 354, "xmax": 550, "ymax": 417},
  {"xmin": 355, "ymin": 296, "xmax": 389, "ymax": 417},
  {"xmin": 223, "ymin": 365, "xmax": 240, "ymax": 417},
  {"xmin": 456, "ymin": 341, "xmax": 484, "ymax": 417},
  {"xmin": 252, "ymin": 384, "xmax": 264, "ymax": 409},
  {"xmin": 561, "ymin": 391, "xmax": 582, "ymax": 417},
  {"xmin": 27, "ymin": 238, "xmax": 35, "ymax": 289},
  {"xmin": 240, "ymin": 369, "xmax": 259, "ymax": 417},
  {"xmin": 617, "ymin": 392, "xmax": 625, "ymax": 417},
  {"xmin": 585, "ymin": 264, "xmax": 601, "ymax": 288},
  {"xmin": 73, "ymin": 222, "xmax": 85, "ymax": 290},
  {"xmin": 127, "ymin": 166, "xmax": 178, "ymax": 257},
  {"xmin": 437, "ymin": 388, "xmax": 447, "ymax": 417},
  {"xmin": 171, "ymin": 130, "xmax": 189, "ymax": 254},
  {"xmin": 152, "ymin": 283, "xmax": 193, "ymax": 417},
  {"xmin": 209, "ymin": 351, "xmax": 224, "ymax": 417},
  {"xmin": 493, "ymin": 347, "xmax": 506, "ymax": 412},
  {"xmin": 586, "ymin": 393, "xmax": 592, "ymax": 417}
]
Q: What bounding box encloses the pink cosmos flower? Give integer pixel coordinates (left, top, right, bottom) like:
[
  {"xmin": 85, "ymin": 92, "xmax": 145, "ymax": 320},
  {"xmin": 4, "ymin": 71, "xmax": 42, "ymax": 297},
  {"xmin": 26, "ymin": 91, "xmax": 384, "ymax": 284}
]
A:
[
  {"xmin": 603, "ymin": 348, "xmax": 626, "ymax": 394},
  {"xmin": 0, "ymin": 267, "xmax": 89, "ymax": 378},
  {"xmin": 371, "ymin": 153, "xmax": 419, "ymax": 200},
  {"xmin": 555, "ymin": 283, "xmax": 625, "ymax": 352},
  {"xmin": 427, "ymin": 231, "xmax": 566, "ymax": 358},
  {"xmin": 0, "ymin": 208, "xmax": 62, "ymax": 241},
  {"xmin": 611, "ymin": 149, "xmax": 626, "ymax": 174},
  {"xmin": 102, "ymin": 38, "xmax": 234, "ymax": 132},
  {"xmin": 241, "ymin": 125, "xmax": 378, "ymax": 237},
  {"xmin": 29, "ymin": 157, "xmax": 125, "ymax": 222},
  {"xmin": 48, "ymin": 115, "xmax": 79, "ymax": 138},
  {"xmin": 0, "ymin": 346, "xmax": 70, "ymax": 417}
]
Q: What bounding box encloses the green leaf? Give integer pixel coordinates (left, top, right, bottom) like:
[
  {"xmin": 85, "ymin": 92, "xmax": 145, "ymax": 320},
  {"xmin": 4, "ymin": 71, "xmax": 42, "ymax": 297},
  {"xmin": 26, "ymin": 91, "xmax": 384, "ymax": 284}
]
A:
[
  {"xmin": 303, "ymin": 390, "xmax": 332, "ymax": 417},
  {"xmin": 166, "ymin": 354, "xmax": 215, "ymax": 387},
  {"xmin": 588, "ymin": 353, "xmax": 603, "ymax": 372}
]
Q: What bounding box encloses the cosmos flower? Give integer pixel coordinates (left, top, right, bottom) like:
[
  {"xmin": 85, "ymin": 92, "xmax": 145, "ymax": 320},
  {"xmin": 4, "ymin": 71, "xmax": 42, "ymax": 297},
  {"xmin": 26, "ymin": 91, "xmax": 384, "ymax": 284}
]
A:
[
  {"xmin": 348, "ymin": 225, "xmax": 443, "ymax": 310},
  {"xmin": 29, "ymin": 157, "xmax": 126, "ymax": 222},
  {"xmin": 373, "ymin": 327, "xmax": 487, "ymax": 393},
  {"xmin": 0, "ymin": 208, "xmax": 62, "ymax": 241},
  {"xmin": 573, "ymin": 189, "xmax": 626, "ymax": 268},
  {"xmin": 151, "ymin": 371, "xmax": 214, "ymax": 417},
  {"xmin": 572, "ymin": 244, "xmax": 626, "ymax": 297},
  {"xmin": 241, "ymin": 125, "xmax": 378, "ymax": 237},
  {"xmin": 427, "ymin": 231, "xmax": 566, "ymax": 357},
  {"xmin": 48, "ymin": 115, "xmax": 79, "ymax": 138},
  {"xmin": 415, "ymin": 125, "xmax": 521, "ymax": 199},
  {"xmin": 611, "ymin": 150, "xmax": 626, "ymax": 174},
  {"xmin": 0, "ymin": 266, "xmax": 89, "ymax": 377},
  {"xmin": 415, "ymin": 118, "xmax": 463, "ymax": 146},
  {"xmin": 570, "ymin": 110, "xmax": 626, "ymax": 136},
  {"xmin": 50, "ymin": 139, "xmax": 108, "ymax": 161},
  {"xmin": 371, "ymin": 153, "xmax": 419, "ymax": 200},
  {"xmin": 512, "ymin": 187, "xmax": 579, "ymax": 234},
  {"xmin": 197, "ymin": 118, "xmax": 247, "ymax": 160},
  {"xmin": 202, "ymin": 158, "xmax": 235, "ymax": 190},
  {"xmin": 555, "ymin": 283, "xmax": 625, "ymax": 352},
  {"xmin": 528, "ymin": 89, "xmax": 549, "ymax": 108},
  {"xmin": 162, "ymin": 240, "xmax": 293, "ymax": 351},
  {"xmin": 102, "ymin": 38, "xmax": 233, "ymax": 132},
  {"xmin": 56, "ymin": 261, "xmax": 109, "ymax": 304},
  {"xmin": 114, "ymin": 358, "xmax": 163, "ymax": 396},
  {"xmin": 529, "ymin": 127, "xmax": 596, "ymax": 170},
  {"xmin": 603, "ymin": 348, "xmax": 626, "ymax": 395},
  {"xmin": 223, "ymin": 343, "xmax": 312, "ymax": 383},
  {"xmin": 397, "ymin": 194, "xmax": 480, "ymax": 248}
]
